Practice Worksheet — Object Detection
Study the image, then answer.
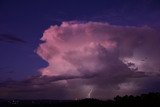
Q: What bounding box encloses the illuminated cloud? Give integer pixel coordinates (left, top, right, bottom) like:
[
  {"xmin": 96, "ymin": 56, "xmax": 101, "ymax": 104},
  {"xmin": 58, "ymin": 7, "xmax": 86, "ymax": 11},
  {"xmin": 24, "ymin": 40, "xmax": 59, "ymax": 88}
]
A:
[
  {"xmin": 1, "ymin": 21, "xmax": 160, "ymax": 99},
  {"xmin": 35, "ymin": 21, "xmax": 160, "ymax": 99},
  {"xmin": 37, "ymin": 21, "xmax": 151, "ymax": 76}
]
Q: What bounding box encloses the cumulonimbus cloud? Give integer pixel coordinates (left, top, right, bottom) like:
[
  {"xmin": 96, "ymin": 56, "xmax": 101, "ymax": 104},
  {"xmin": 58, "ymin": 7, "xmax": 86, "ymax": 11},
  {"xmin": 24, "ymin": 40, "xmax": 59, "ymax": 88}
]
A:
[
  {"xmin": 34, "ymin": 21, "xmax": 160, "ymax": 99},
  {"xmin": 37, "ymin": 21, "xmax": 150, "ymax": 76},
  {"xmin": 1, "ymin": 21, "xmax": 160, "ymax": 99}
]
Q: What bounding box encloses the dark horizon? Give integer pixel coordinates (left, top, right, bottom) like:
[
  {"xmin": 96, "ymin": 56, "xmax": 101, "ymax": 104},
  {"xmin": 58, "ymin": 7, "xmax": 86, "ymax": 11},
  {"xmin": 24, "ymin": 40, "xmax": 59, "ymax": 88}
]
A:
[{"xmin": 1, "ymin": 92, "xmax": 160, "ymax": 107}]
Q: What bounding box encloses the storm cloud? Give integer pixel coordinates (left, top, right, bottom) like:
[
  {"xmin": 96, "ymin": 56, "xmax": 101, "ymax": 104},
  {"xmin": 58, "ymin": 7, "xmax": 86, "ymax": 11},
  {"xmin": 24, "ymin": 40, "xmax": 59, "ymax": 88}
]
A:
[
  {"xmin": 0, "ymin": 21, "xmax": 160, "ymax": 99},
  {"xmin": 35, "ymin": 21, "xmax": 160, "ymax": 99}
]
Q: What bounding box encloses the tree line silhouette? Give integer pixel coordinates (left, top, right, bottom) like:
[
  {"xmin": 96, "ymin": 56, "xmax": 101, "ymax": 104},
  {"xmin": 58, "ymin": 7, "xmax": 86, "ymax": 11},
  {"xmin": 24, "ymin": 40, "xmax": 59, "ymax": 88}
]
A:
[{"xmin": 1, "ymin": 92, "xmax": 160, "ymax": 107}]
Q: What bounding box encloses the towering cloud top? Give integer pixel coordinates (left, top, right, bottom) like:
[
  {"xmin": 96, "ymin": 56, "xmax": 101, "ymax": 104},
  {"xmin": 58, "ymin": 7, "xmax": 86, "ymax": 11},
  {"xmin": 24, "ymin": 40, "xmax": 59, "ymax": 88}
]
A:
[
  {"xmin": 37, "ymin": 21, "xmax": 156, "ymax": 77},
  {"xmin": 11, "ymin": 21, "xmax": 158, "ymax": 99}
]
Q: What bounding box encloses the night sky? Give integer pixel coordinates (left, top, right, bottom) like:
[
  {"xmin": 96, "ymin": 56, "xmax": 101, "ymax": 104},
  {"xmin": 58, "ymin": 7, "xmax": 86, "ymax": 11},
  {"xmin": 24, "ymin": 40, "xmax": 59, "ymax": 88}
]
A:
[{"xmin": 0, "ymin": 0, "xmax": 160, "ymax": 99}]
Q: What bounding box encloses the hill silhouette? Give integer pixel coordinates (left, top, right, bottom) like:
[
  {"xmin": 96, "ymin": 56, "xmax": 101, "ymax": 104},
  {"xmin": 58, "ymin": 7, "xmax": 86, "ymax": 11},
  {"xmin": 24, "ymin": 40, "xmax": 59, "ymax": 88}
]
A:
[{"xmin": 1, "ymin": 92, "xmax": 160, "ymax": 107}]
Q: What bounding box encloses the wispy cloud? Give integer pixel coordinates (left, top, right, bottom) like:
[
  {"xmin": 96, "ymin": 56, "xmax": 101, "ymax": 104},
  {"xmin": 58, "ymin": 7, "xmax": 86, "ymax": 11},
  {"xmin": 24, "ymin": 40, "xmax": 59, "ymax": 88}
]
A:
[{"xmin": 0, "ymin": 34, "xmax": 27, "ymax": 44}]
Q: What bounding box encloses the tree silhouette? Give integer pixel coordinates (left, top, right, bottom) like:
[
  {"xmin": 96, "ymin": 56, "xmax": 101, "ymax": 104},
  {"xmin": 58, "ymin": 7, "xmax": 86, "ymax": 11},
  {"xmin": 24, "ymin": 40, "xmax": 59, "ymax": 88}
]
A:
[{"xmin": 1, "ymin": 92, "xmax": 160, "ymax": 107}]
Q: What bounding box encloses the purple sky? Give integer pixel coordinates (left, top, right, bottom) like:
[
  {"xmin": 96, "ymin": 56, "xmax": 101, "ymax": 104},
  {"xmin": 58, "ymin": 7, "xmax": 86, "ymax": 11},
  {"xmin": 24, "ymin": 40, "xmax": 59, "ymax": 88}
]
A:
[{"xmin": 0, "ymin": 0, "xmax": 160, "ymax": 99}]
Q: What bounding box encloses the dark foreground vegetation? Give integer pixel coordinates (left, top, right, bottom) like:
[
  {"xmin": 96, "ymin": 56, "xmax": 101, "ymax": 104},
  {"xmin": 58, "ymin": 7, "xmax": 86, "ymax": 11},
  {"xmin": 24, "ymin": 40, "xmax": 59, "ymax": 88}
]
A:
[{"xmin": 1, "ymin": 92, "xmax": 160, "ymax": 107}]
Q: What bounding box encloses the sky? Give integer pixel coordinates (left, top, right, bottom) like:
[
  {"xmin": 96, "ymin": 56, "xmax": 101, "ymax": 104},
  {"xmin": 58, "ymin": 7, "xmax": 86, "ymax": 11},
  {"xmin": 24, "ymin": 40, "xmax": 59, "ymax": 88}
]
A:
[{"xmin": 0, "ymin": 0, "xmax": 160, "ymax": 99}]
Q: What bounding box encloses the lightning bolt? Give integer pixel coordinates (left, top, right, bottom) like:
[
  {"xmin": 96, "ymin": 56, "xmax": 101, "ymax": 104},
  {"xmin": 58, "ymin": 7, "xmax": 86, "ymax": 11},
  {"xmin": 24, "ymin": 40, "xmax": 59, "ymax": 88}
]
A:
[{"xmin": 88, "ymin": 88, "xmax": 93, "ymax": 98}]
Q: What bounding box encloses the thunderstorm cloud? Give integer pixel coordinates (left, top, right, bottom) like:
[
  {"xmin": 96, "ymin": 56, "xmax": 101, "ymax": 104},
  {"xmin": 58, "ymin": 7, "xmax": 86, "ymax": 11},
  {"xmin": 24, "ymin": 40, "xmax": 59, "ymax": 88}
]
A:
[
  {"xmin": 35, "ymin": 21, "xmax": 160, "ymax": 99},
  {"xmin": 1, "ymin": 21, "xmax": 160, "ymax": 99}
]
